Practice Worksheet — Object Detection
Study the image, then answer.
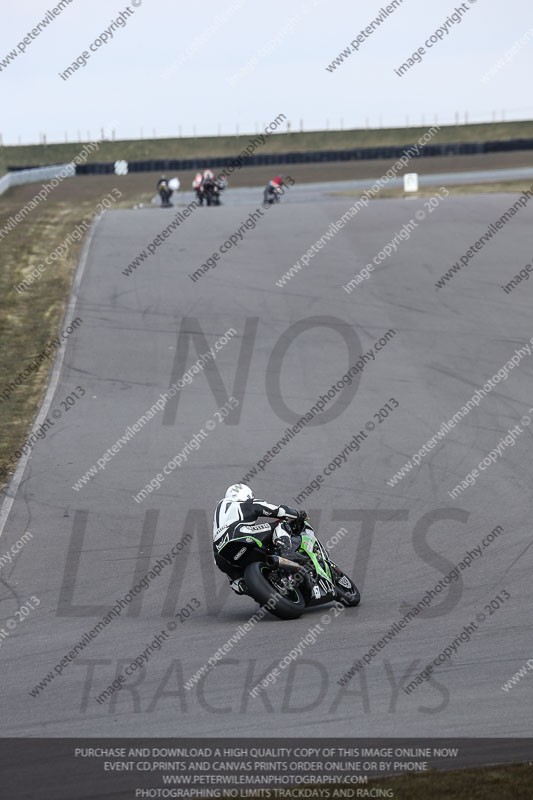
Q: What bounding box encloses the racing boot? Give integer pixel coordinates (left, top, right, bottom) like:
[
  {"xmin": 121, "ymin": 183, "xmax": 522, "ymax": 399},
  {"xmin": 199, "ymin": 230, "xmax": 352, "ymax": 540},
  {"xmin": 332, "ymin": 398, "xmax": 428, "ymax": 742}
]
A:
[{"xmin": 229, "ymin": 578, "xmax": 248, "ymax": 596}]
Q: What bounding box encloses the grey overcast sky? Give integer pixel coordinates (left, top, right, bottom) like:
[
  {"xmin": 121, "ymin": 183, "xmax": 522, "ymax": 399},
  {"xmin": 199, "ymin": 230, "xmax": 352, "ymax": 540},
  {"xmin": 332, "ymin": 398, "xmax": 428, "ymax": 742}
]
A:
[{"xmin": 1, "ymin": 0, "xmax": 532, "ymax": 144}]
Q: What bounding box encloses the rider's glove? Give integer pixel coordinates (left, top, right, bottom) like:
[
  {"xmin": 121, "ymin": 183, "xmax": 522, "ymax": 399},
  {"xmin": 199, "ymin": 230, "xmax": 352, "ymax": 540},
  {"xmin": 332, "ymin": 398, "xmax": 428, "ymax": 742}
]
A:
[{"xmin": 297, "ymin": 510, "xmax": 308, "ymax": 523}]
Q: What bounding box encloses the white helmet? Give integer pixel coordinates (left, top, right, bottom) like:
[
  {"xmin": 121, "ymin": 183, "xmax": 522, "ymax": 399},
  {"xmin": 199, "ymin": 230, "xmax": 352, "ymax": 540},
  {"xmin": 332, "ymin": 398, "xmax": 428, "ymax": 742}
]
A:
[{"xmin": 225, "ymin": 483, "xmax": 253, "ymax": 502}]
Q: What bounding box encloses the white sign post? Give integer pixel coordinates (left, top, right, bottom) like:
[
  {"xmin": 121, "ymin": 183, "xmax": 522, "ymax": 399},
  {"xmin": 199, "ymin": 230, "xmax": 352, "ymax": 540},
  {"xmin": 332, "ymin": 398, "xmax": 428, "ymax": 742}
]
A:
[{"xmin": 403, "ymin": 172, "xmax": 419, "ymax": 192}]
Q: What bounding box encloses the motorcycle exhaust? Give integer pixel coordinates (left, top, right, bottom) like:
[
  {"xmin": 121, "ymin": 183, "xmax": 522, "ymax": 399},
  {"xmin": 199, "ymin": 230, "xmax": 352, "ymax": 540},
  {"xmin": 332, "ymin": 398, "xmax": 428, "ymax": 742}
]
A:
[
  {"xmin": 265, "ymin": 555, "xmax": 314, "ymax": 594},
  {"xmin": 265, "ymin": 555, "xmax": 302, "ymax": 572}
]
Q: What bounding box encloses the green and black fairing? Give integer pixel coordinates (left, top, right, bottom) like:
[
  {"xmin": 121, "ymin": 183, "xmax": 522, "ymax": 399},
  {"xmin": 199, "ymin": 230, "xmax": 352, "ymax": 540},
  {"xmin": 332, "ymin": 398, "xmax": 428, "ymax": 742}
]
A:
[{"xmin": 297, "ymin": 521, "xmax": 337, "ymax": 605}]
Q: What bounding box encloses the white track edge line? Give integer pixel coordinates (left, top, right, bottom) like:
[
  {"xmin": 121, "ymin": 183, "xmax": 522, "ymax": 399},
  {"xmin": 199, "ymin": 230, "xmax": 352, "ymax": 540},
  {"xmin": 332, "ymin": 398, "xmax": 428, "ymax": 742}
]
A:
[{"xmin": 0, "ymin": 212, "xmax": 104, "ymax": 540}]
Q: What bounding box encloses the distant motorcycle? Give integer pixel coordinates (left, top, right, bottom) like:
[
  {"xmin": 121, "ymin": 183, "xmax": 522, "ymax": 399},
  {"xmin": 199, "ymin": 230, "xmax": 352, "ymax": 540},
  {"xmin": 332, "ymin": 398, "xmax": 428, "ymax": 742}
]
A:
[
  {"xmin": 194, "ymin": 173, "xmax": 228, "ymax": 207},
  {"xmin": 203, "ymin": 178, "xmax": 219, "ymax": 206},
  {"xmin": 158, "ymin": 182, "xmax": 173, "ymax": 207},
  {"xmin": 157, "ymin": 177, "xmax": 180, "ymax": 208},
  {"xmin": 263, "ymin": 184, "xmax": 283, "ymax": 205}
]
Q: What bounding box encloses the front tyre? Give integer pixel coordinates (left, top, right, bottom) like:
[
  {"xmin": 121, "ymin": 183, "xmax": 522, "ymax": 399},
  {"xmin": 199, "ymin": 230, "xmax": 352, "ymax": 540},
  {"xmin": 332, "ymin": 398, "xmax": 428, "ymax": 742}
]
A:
[
  {"xmin": 334, "ymin": 575, "xmax": 361, "ymax": 607},
  {"xmin": 244, "ymin": 561, "xmax": 305, "ymax": 620}
]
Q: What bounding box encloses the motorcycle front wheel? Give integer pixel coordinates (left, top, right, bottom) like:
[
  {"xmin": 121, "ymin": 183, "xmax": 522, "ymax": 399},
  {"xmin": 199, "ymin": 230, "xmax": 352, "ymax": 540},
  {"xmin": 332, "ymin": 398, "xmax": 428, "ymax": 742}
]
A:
[
  {"xmin": 334, "ymin": 575, "xmax": 361, "ymax": 607},
  {"xmin": 244, "ymin": 561, "xmax": 305, "ymax": 620}
]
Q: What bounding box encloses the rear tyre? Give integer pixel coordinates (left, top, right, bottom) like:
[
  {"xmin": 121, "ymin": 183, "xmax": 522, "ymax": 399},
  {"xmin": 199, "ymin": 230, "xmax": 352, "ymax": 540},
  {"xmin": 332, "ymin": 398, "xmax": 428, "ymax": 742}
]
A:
[{"xmin": 244, "ymin": 561, "xmax": 305, "ymax": 620}]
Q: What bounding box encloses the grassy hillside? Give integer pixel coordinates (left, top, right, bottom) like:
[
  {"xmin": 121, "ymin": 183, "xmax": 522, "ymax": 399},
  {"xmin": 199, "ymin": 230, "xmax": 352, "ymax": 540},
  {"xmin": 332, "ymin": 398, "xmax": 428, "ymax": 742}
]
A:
[{"xmin": 1, "ymin": 120, "xmax": 533, "ymax": 174}]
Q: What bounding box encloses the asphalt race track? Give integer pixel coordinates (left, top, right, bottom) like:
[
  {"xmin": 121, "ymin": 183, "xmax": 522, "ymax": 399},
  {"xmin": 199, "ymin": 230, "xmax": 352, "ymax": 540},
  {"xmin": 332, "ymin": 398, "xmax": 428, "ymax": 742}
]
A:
[{"xmin": 1, "ymin": 181, "xmax": 532, "ymax": 738}]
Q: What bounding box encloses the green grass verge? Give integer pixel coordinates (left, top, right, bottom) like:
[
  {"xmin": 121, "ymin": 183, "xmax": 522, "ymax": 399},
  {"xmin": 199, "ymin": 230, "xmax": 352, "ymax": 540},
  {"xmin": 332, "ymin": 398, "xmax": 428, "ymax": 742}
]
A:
[
  {"xmin": 328, "ymin": 179, "xmax": 533, "ymax": 199},
  {"xmin": 0, "ymin": 182, "xmax": 132, "ymax": 488},
  {"xmin": 1, "ymin": 120, "xmax": 533, "ymax": 174},
  {"xmin": 356, "ymin": 763, "xmax": 533, "ymax": 799},
  {"xmin": 236, "ymin": 764, "xmax": 533, "ymax": 799}
]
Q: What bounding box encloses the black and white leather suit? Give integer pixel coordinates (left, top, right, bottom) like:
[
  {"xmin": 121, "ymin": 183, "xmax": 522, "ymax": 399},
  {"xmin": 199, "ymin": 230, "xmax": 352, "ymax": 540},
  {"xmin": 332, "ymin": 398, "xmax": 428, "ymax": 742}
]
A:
[{"xmin": 212, "ymin": 497, "xmax": 300, "ymax": 580}]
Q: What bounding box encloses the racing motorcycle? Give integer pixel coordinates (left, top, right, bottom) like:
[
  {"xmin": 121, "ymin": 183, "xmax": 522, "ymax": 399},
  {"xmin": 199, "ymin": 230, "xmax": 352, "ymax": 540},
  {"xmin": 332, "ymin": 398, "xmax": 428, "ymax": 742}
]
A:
[
  {"xmin": 199, "ymin": 177, "xmax": 221, "ymax": 206},
  {"xmin": 263, "ymin": 184, "xmax": 283, "ymax": 205},
  {"xmin": 226, "ymin": 516, "xmax": 360, "ymax": 620},
  {"xmin": 158, "ymin": 182, "xmax": 173, "ymax": 207},
  {"xmin": 157, "ymin": 177, "xmax": 180, "ymax": 207}
]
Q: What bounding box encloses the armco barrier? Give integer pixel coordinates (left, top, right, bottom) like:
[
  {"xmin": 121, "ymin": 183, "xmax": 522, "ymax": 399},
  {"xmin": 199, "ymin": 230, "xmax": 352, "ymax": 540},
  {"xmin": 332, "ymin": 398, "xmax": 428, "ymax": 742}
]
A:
[
  {"xmin": 67, "ymin": 136, "xmax": 533, "ymax": 175},
  {"xmin": 6, "ymin": 136, "xmax": 533, "ymax": 179},
  {"xmin": 0, "ymin": 173, "xmax": 12, "ymax": 195},
  {"xmin": 0, "ymin": 163, "xmax": 74, "ymax": 196}
]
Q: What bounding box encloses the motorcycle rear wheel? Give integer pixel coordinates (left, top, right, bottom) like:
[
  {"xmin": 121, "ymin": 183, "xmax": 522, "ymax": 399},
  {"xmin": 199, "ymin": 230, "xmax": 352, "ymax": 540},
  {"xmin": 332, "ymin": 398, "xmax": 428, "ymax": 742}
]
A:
[{"xmin": 244, "ymin": 562, "xmax": 305, "ymax": 620}]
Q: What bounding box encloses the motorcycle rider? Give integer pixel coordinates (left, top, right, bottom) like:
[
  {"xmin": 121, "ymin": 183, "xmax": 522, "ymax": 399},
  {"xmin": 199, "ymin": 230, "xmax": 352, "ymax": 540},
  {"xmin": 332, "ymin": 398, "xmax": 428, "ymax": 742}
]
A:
[
  {"xmin": 157, "ymin": 175, "xmax": 172, "ymax": 206},
  {"xmin": 199, "ymin": 168, "xmax": 220, "ymax": 205},
  {"xmin": 213, "ymin": 483, "xmax": 307, "ymax": 595},
  {"xmin": 202, "ymin": 169, "xmax": 215, "ymax": 192},
  {"xmin": 264, "ymin": 174, "xmax": 284, "ymax": 205},
  {"xmin": 192, "ymin": 171, "xmax": 204, "ymax": 203}
]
